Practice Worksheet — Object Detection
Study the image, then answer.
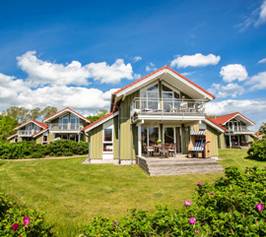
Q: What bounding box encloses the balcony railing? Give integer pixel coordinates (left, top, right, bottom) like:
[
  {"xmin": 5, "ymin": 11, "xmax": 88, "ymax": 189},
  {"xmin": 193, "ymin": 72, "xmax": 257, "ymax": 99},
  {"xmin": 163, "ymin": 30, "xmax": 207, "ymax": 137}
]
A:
[
  {"xmin": 131, "ymin": 97, "xmax": 206, "ymax": 117},
  {"xmin": 17, "ymin": 130, "xmax": 36, "ymax": 137},
  {"xmin": 49, "ymin": 123, "xmax": 81, "ymax": 132},
  {"xmin": 227, "ymin": 126, "xmax": 252, "ymax": 133}
]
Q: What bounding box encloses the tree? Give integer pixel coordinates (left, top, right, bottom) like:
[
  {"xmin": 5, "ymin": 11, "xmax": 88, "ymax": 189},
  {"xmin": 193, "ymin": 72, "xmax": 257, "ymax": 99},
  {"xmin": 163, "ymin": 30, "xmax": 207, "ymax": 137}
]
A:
[
  {"xmin": 30, "ymin": 107, "xmax": 41, "ymax": 120},
  {"xmin": 41, "ymin": 106, "xmax": 58, "ymax": 119},
  {"xmin": 5, "ymin": 106, "xmax": 30, "ymax": 123},
  {"xmin": 258, "ymin": 122, "xmax": 266, "ymax": 138},
  {"xmin": 0, "ymin": 115, "xmax": 17, "ymax": 141},
  {"xmin": 87, "ymin": 110, "xmax": 108, "ymax": 122}
]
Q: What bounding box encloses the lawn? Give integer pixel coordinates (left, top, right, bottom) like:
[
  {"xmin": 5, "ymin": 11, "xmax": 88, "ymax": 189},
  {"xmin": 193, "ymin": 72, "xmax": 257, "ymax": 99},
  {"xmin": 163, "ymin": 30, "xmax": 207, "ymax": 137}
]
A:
[{"xmin": 0, "ymin": 149, "xmax": 265, "ymax": 237}]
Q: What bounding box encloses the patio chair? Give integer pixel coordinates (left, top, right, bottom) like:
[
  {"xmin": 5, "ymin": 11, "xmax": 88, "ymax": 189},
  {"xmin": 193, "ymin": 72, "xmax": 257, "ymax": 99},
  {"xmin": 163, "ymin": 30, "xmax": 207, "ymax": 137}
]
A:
[{"xmin": 147, "ymin": 145, "xmax": 155, "ymax": 157}]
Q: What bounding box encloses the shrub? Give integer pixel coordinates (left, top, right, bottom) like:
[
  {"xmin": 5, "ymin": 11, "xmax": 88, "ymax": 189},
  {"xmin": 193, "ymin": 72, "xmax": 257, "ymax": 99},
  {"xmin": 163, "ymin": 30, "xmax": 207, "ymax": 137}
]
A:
[
  {"xmin": 0, "ymin": 193, "xmax": 53, "ymax": 236},
  {"xmin": 247, "ymin": 139, "xmax": 266, "ymax": 161},
  {"xmin": 0, "ymin": 140, "xmax": 88, "ymax": 159},
  {"xmin": 80, "ymin": 167, "xmax": 266, "ymax": 236}
]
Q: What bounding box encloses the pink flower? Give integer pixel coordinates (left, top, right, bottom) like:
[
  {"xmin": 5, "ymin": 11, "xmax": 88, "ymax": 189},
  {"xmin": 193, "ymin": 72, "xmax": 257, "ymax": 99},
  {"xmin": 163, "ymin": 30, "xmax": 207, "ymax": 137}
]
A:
[
  {"xmin": 256, "ymin": 203, "xmax": 264, "ymax": 213},
  {"xmin": 23, "ymin": 216, "xmax": 30, "ymax": 226},
  {"xmin": 196, "ymin": 181, "xmax": 204, "ymax": 187},
  {"xmin": 189, "ymin": 217, "xmax": 196, "ymax": 225},
  {"xmin": 184, "ymin": 200, "xmax": 192, "ymax": 207},
  {"xmin": 11, "ymin": 223, "xmax": 19, "ymax": 231}
]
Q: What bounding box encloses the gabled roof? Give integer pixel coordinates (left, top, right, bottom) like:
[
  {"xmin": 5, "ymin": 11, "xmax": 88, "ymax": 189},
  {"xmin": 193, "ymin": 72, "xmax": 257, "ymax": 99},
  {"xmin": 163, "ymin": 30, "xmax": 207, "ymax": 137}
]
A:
[
  {"xmin": 209, "ymin": 112, "xmax": 255, "ymax": 126},
  {"xmin": 113, "ymin": 65, "xmax": 215, "ymax": 98},
  {"xmin": 205, "ymin": 118, "xmax": 227, "ymax": 132},
  {"xmin": 15, "ymin": 119, "xmax": 48, "ymax": 130},
  {"xmin": 83, "ymin": 111, "xmax": 119, "ymax": 133},
  {"xmin": 43, "ymin": 107, "xmax": 90, "ymax": 123}
]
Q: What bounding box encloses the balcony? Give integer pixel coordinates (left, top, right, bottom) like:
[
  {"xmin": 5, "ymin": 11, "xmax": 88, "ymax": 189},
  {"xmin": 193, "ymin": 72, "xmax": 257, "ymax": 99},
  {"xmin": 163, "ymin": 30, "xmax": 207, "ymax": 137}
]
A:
[
  {"xmin": 17, "ymin": 130, "xmax": 36, "ymax": 137},
  {"xmin": 49, "ymin": 123, "xmax": 81, "ymax": 132},
  {"xmin": 131, "ymin": 97, "xmax": 206, "ymax": 120},
  {"xmin": 226, "ymin": 126, "xmax": 254, "ymax": 134}
]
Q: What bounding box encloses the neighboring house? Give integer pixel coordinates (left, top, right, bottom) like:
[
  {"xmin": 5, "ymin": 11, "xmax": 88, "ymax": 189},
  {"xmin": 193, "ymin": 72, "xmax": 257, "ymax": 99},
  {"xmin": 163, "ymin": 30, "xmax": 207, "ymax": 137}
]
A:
[
  {"xmin": 8, "ymin": 107, "xmax": 90, "ymax": 144},
  {"xmin": 208, "ymin": 112, "xmax": 255, "ymax": 148},
  {"xmin": 83, "ymin": 66, "xmax": 226, "ymax": 164},
  {"xmin": 7, "ymin": 120, "xmax": 48, "ymax": 144},
  {"xmin": 43, "ymin": 107, "xmax": 90, "ymax": 142}
]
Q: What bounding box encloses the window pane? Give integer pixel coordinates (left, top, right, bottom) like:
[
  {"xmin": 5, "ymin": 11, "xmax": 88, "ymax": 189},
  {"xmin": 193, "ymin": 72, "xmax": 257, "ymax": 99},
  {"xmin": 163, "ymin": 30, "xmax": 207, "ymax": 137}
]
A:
[
  {"xmin": 149, "ymin": 127, "xmax": 159, "ymax": 145},
  {"xmin": 104, "ymin": 128, "xmax": 112, "ymax": 142},
  {"xmin": 103, "ymin": 143, "xmax": 113, "ymax": 152}
]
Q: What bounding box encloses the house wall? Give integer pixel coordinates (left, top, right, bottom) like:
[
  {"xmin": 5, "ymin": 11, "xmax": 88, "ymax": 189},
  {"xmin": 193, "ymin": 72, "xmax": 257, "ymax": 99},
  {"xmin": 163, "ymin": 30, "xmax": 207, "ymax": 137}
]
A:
[
  {"xmin": 118, "ymin": 92, "xmax": 139, "ymax": 160},
  {"xmin": 205, "ymin": 125, "xmax": 219, "ymax": 157},
  {"xmin": 89, "ymin": 125, "xmax": 103, "ymax": 159},
  {"xmin": 218, "ymin": 134, "xmax": 226, "ymax": 149}
]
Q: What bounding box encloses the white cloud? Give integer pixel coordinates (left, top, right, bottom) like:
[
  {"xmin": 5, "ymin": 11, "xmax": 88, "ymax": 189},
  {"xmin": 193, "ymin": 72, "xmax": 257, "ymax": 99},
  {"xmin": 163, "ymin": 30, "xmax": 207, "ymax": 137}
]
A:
[
  {"xmin": 246, "ymin": 71, "xmax": 266, "ymax": 90},
  {"xmin": 258, "ymin": 57, "xmax": 266, "ymax": 64},
  {"xmin": 87, "ymin": 59, "xmax": 133, "ymax": 84},
  {"xmin": 257, "ymin": 0, "xmax": 266, "ymax": 25},
  {"xmin": 220, "ymin": 64, "xmax": 248, "ymax": 82},
  {"xmin": 145, "ymin": 62, "xmax": 157, "ymax": 72},
  {"xmin": 17, "ymin": 51, "xmax": 134, "ymax": 86},
  {"xmin": 132, "ymin": 56, "xmax": 142, "ymax": 63},
  {"xmin": 0, "ymin": 72, "xmax": 117, "ymax": 113},
  {"xmin": 170, "ymin": 53, "xmax": 220, "ymax": 68},
  {"xmin": 239, "ymin": 0, "xmax": 266, "ymax": 30},
  {"xmin": 209, "ymin": 83, "xmax": 245, "ymax": 98},
  {"xmin": 17, "ymin": 51, "xmax": 90, "ymax": 86}
]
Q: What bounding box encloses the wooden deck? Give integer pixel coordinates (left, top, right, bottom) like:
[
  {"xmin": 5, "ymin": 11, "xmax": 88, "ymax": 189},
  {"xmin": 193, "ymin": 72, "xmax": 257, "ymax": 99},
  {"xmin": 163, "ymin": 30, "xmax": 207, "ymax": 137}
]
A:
[{"xmin": 138, "ymin": 156, "xmax": 223, "ymax": 176}]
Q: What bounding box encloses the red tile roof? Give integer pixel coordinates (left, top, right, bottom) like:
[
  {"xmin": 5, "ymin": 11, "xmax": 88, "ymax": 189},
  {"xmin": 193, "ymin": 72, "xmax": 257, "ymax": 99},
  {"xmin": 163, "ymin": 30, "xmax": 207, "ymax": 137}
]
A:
[
  {"xmin": 207, "ymin": 112, "xmax": 255, "ymax": 130},
  {"xmin": 206, "ymin": 117, "xmax": 227, "ymax": 131},
  {"xmin": 82, "ymin": 112, "xmax": 115, "ymax": 132},
  {"xmin": 32, "ymin": 120, "xmax": 48, "ymax": 129},
  {"xmin": 113, "ymin": 65, "xmax": 215, "ymax": 99}
]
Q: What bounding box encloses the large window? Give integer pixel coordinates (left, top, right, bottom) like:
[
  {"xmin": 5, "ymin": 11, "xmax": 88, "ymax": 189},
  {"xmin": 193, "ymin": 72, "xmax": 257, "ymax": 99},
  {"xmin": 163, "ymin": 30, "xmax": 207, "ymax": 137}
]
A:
[
  {"xmin": 103, "ymin": 125, "xmax": 113, "ymax": 152},
  {"xmin": 140, "ymin": 84, "xmax": 159, "ymax": 110}
]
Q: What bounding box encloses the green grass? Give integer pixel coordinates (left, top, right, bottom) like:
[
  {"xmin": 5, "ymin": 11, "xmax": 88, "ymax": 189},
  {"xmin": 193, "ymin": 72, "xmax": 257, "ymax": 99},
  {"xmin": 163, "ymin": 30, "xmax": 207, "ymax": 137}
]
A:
[{"xmin": 0, "ymin": 149, "xmax": 265, "ymax": 236}]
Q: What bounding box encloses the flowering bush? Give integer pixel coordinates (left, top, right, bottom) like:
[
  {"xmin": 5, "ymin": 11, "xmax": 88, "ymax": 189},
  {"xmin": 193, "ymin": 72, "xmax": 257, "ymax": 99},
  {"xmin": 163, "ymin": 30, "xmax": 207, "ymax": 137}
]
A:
[
  {"xmin": 0, "ymin": 193, "xmax": 53, "ymax": 236},
  {"xmin": 0, "ymin": 140, "xmax": 88, "ymax": 159},
  {"xmin": 247, "ymin": 138, "xmax": 266, "ymax": 161},
  {"xmin": 80, "ymin": 167, "xmax": 266, "ymax": 236}
]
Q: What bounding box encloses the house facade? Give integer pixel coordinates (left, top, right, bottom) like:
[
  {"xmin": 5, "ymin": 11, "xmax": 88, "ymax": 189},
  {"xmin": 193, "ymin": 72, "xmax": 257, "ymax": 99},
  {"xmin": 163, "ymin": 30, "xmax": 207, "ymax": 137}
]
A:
[
  {"xmin": 208, "ymin": 112, "xmax": 255, "ymax": 148},
  {"xmin": 8, "ymin": 107, "xmax": 90, "ymax": 144},
  {"xmin": 83, "ymin": 66, "xmax": 228, "ymax": 163},
  {"xmin": 8, "ymin": 120, "xmax": 48, "ymax": 144}
]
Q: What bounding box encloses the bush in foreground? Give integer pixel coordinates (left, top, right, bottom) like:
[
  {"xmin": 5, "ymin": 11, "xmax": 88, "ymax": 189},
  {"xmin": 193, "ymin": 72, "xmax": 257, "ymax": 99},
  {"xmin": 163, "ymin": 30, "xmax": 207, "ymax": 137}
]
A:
[
  {"xmin": 0, "ymin": 193, "xmax": 53, "ymax": 236},
  {"xmin": 0, "ymin": 140, "xmax": 88, "ymax": 159},
  {"xmin": 80, "ymin": 167, "xmax": 266, "ymax": 236},
  {"xmin": 247, "ymin": 139, "xmax": 266, "ymax": 161}
]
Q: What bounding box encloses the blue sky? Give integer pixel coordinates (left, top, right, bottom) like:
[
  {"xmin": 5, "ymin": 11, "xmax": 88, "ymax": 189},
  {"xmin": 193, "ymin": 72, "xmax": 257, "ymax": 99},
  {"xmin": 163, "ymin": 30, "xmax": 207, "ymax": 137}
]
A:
[{"xmin": 0, "ymin": 0, "xmax": 265, "ymax": 127}]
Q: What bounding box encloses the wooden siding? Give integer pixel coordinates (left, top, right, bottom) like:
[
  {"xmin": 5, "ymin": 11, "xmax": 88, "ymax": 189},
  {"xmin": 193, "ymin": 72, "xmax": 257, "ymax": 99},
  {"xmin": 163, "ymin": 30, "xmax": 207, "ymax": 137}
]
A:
[
  {"xmin": 205, "ymin": 125, "xmax": 219, "ymax": 157},
  {"xmin": 89, "ymin": 125, "xmax": 103, "ymax": 159},
  {"xmin": 119, "ymin": 92, "xmax": 138, "ymax": 160}
]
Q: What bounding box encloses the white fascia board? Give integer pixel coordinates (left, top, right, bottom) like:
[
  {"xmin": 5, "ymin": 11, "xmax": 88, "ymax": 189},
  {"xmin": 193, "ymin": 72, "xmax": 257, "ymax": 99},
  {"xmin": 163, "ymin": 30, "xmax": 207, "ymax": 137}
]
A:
[
  {"xmin": 222, "ymin": 113, "xmax": 255, "ymax": 126},
  {"xmin": 84, "ymin": 111, "xmax": 119, "ymax": 133}
]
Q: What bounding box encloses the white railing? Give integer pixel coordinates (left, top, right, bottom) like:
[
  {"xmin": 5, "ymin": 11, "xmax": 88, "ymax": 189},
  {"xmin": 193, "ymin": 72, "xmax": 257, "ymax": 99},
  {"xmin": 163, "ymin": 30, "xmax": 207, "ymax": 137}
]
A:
[
  {"xmin": 227, "ymin": 126, "xmax": 251, "ymax": 133},
  {"xmin": 49, "ymin": 123, "xmax": 81, "ymax": 131},
  {"xmin": 17, "ymin": 130, "xmax": 36, "ymax": 136},
  {"xmin": 131, "ymin": 97, "xmax": 206, "ymax": 116}
]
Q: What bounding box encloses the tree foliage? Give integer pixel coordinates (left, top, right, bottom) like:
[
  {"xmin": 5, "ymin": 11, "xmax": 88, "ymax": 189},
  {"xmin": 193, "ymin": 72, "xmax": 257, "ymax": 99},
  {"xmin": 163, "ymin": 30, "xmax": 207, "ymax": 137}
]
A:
[
  {"xmin": 81, "ymin": 167, "xmax": 266, "ymax": 236},
  {"xmin": 258, "ymin": 122, "xmax": 266, "ymax": 138},
  {"xmin": 0, "ymin": 115, "xmax": 17, "ymax": 141},
  {"xmin": 87, "ymin": 110, "xmax": 108, "ymax": 122}
]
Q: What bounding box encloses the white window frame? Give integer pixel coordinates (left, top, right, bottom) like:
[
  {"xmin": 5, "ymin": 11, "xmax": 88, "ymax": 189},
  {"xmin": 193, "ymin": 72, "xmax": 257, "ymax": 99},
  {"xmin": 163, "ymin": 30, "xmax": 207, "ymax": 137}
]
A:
[{"xmin": 102, "ymin": 123, "xmax": 113, "ymax": 153}]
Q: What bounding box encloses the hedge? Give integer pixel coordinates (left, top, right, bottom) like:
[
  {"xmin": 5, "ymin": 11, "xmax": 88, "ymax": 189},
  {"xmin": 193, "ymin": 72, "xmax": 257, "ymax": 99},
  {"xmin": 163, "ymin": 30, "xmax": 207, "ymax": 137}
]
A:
[
  {"xmin": 80, "ymin": 167, "xmax": 266, "ymax": 236},
  {"xmin": 0, "ymin": 140, "xmax": 88, "ymax": 159},
  {"xmin": 0, "ymin": 193, "xmax": 53, "ymax": 236},
  {"xmin": 247, "ymin": 138, "xmax": 266, "ymax": 161}
]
